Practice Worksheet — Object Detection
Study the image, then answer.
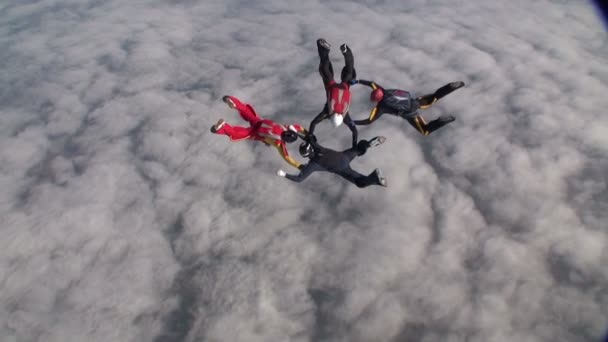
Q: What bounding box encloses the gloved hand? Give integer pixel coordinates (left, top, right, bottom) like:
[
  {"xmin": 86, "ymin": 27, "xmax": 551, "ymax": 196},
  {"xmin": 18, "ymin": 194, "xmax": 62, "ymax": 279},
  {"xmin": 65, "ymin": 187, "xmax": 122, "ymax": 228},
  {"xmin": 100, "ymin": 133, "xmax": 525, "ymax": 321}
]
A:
[
  {"xmin": 288, "ymin": 125, "xmax": 298, "ymax": 132},
  {"xmin": 349, "ymin": 79, "xmax": 359, "ymax": 85},
  {"xmin": 305, "ymin": 133, "xmax": 317, "ymax": 143},
  {"xmin": 276, "ymin": 169, "xmax": 286, "ymax": 177},
  {"xmin": 340, "ymin": 43, "xmax": 349, "ymax": 55}
]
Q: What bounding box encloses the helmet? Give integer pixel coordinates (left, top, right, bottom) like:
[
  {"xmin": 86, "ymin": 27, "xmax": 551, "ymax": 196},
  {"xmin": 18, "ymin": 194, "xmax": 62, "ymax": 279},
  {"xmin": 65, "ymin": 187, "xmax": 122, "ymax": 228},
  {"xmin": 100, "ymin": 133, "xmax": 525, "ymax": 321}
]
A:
[
  {"xmin": 299, "ymin": 142, "xmax": 313, "ymax": 157},
  {"xmin": 281, "ymin": 130, "xmax": 298, "ymax": 143},
  {"xmin": 328, "ymin": 85, "xmax": 351, "ymax": 115},
  {"xmin": 330, "ymin": 113, "xmax": 344, "ymax": 127},
  {"xmin": 370, "ymin": 88, "xmax": 384, "ymax": 102}
]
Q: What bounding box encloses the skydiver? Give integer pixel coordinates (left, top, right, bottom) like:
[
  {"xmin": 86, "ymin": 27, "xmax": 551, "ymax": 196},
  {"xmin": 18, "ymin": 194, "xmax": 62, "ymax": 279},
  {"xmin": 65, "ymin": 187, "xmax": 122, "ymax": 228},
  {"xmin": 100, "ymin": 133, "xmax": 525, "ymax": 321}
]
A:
[
  {"xmin": 308, "ymin": 38, "xmax": 358, "ymax": 148},
  {"xmin": 276, "ymin": 129, "xmax": 387, "ymax": 188},
  {"xmin": 351, "ymin": 79, "xmax": 465, "ymax": 136},
  {"xmin": 210, "ymin": 95, "xmax": 306, "ymax": 170}
]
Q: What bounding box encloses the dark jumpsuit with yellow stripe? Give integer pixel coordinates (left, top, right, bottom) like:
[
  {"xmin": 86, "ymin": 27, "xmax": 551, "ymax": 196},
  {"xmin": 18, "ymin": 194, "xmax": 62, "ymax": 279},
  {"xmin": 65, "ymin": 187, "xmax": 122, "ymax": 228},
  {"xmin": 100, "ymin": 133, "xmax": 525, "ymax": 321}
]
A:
[{"xmin": 353, "ymin": 80, "xmax": 462, "ymax": 136}]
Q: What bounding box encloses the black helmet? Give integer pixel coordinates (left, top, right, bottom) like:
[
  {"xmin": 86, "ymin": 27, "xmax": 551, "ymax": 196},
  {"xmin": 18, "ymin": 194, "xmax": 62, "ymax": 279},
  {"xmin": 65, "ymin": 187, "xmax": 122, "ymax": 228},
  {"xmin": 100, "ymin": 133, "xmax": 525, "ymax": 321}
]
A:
[
  {"xmin": 299, "ymin": 142, "xmax": 313, "ymax": 157},
  {"xmin": 281, "ymin": 130, "xmax": 298, "ymax": 143}
]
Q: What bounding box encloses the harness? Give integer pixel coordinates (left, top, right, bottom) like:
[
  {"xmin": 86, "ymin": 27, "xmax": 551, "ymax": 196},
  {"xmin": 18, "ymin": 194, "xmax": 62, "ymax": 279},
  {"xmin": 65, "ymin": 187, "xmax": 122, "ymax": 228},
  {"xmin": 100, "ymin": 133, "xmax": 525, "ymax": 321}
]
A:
[{"xmin": 327, "ymin": 83, "xmax": 351, "ymax": 115}]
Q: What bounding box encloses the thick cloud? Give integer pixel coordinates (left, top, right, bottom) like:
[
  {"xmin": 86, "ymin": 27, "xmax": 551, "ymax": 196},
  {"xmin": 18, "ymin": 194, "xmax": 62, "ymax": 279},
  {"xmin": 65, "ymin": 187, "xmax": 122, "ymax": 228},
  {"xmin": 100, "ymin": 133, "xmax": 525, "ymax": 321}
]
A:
[{"xmin": 1, "ymin": 0, "xmax": 607, "ymax": 341}]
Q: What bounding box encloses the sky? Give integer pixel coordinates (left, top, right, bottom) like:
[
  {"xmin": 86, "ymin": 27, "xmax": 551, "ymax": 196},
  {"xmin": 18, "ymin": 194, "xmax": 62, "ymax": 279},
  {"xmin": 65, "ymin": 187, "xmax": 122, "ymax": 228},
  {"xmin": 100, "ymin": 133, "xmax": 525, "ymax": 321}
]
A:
[{"xmin": 0, "ymin": 0, "xmax": 607, "ymax": 341}]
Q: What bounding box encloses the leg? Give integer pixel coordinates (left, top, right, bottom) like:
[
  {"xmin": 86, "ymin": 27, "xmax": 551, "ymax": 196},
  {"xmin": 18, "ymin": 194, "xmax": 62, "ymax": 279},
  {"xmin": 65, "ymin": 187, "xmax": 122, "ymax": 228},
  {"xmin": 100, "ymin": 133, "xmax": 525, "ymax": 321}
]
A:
[
  {"xmin": 317, "ymin": 39, "xmax": 334, "ymax": 87},
  {"xmin": 223, "ymin": 95, "xmax": 261, "ymax": 125},
  {"xmin": 417, "ymin": 81, "xmax": 465, "ymax": 109},
  {"xmin": 406, "ymin": 115, "xmax": 454, "ymax": 136},
  {"xmin": 433, "ymin": 81, "xmax": 465, "ymax": 100},
  {"xmin": 417, "ymin": 93, "xmax": 437, "ymax": 109},
  {"xmin": 339, "ymin": 167, "xmax": 382, "ymax": 188},
  {"xmin": 339, "ymin": 44, "xmax": 356, "ymax": 83},
  {"xmin": 213, "ymin": 122, "xmax": 255, "ymax": 141},
  {"xmin": 425, "ymin": 115, "xmax": 456, "ymax": 134}
]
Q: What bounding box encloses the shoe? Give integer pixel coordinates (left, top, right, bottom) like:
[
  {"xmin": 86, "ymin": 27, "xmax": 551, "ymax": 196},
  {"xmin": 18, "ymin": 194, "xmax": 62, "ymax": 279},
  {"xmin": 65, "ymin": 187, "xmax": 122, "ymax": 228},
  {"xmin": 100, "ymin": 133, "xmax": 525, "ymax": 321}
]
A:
[
  {"xmin": 437, "ymin": 115, "xmax": 456, "ymax": 123},
  {"xmin": 317, "ymin": 38, "xmax": 331, "ymax": 51},
  {"xmin": 210, "ymin": 119, "xmax": 225, "ymax": 133},
  {"xmin": 449, "ymin": 81, "xmax": 465, "ymax": 89},
  {"xmin": 374, "ymin": 168, "xmax": 387, "ymax": 187},
  {"xmin": 368, "ymin": 136, "xmax": 386, "ymax": 147},
  {"xmin": 434, "ymin": 81, "xmax": 465, "ymax": 100},
  {"xmin": 222, "ymin": 95, "xmax": 236, "ymax": 109},
  {"xmin": 340, "ymin": 43, "xmax": 350, "ymax": 55}
]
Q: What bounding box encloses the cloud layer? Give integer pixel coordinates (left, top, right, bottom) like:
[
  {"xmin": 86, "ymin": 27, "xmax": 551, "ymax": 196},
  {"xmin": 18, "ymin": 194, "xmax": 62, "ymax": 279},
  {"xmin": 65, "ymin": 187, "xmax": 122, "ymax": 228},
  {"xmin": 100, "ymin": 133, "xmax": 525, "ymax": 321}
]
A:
[{"xmin": 1, "ymin": 0, "xmax": 607, "ymax": 341}]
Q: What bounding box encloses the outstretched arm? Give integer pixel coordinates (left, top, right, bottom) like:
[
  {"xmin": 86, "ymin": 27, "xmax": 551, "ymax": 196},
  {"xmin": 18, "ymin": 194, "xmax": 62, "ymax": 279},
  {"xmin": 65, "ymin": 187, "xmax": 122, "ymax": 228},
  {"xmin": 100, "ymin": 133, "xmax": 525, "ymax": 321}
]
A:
[
  {"xmin": 308, "ymin": 109, "xmax": 329, "ymax": 136},
  {"xmin": 287, "ymin": 125, "xmax": 322, "ymax": 151},
  {"xmin": 344, "ymin": 114, "xmax": 358, "ymax": 148},
  {"xmin": 275, "ymin": 143, "xmax": 302, "ymax": 170},
  {"xmin": 353, "ymin": 106, "xmax": 386, "ymax": 126},
  {"xmin": 353, "ymin": 79, "xmax": 382, "ymax": 90},
  {"xmin": 278, "ymin": 163, "xmax": 320, "ymax": 183}
]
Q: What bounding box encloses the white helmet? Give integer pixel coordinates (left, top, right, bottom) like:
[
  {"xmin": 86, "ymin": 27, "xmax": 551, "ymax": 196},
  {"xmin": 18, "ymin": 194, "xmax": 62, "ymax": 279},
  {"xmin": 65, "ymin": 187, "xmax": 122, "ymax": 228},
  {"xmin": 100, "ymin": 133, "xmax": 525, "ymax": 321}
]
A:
[{"xmin": 330, "ymin": 113, "xmax": 344, "ymax": 127}]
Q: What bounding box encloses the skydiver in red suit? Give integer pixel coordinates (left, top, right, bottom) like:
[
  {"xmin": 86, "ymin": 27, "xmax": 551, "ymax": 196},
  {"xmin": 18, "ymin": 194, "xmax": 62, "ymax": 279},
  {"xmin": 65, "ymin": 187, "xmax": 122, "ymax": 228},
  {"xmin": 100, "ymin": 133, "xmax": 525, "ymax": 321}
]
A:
[{"xmin": 211, "ymin": 95, "xmax": 306, "ymax": 170}]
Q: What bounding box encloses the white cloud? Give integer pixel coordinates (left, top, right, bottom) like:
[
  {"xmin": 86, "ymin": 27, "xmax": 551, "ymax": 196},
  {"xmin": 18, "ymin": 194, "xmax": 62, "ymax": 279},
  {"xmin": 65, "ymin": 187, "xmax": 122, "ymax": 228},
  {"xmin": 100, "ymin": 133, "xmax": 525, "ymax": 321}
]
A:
[{"xmin": 0, "ymin": 0, "xmax": 607, "ymax": 341}]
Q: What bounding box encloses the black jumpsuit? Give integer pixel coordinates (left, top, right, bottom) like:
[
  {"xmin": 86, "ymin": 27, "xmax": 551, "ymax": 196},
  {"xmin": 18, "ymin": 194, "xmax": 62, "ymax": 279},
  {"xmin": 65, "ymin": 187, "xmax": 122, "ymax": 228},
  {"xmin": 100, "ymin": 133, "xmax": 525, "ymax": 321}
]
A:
[
  {"xmin": 284, "ymin": 138, "xmax": 383, "ymax": 188},
  {"xmin": 353, "ymin": 80, "xmax": 462, "ymax": 136}
]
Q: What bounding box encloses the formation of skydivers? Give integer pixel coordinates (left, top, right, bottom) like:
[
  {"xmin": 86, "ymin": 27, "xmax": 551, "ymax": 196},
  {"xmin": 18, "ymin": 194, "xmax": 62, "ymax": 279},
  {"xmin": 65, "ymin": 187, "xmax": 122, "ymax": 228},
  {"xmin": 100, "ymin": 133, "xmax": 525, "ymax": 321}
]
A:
[{"xmin": 211, "ymin": 38, "xmax": 465, "ymax": 188}]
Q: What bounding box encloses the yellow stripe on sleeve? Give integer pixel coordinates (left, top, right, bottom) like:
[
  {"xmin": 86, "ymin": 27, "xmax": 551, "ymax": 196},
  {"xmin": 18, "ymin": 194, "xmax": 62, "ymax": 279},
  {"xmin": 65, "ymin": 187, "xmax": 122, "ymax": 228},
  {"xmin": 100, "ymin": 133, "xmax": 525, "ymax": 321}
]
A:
[{"xmin": 369, "ymin": 107, "xmax": 378, "ymax": 121}]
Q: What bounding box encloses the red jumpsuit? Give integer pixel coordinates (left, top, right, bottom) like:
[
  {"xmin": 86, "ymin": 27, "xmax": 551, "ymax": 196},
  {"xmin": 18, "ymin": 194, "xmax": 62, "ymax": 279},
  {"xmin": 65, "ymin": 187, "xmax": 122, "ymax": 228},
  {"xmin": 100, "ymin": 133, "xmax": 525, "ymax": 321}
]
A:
[{"xmin": 213, "ymin": 96, "xmax": 306, "ymax": 169}]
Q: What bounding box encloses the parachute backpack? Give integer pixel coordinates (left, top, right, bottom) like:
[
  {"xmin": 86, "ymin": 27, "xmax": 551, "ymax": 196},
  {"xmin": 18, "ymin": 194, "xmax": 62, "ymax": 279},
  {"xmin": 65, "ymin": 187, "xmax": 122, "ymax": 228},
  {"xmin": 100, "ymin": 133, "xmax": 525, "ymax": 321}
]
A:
[{"xmin": 382, "ymin": 89, "xmax": 419, "ymax": 113}]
